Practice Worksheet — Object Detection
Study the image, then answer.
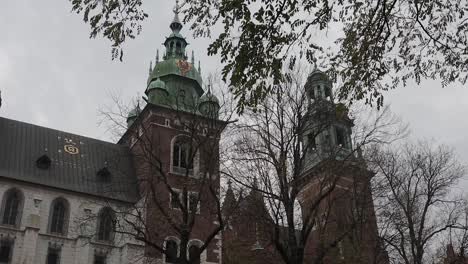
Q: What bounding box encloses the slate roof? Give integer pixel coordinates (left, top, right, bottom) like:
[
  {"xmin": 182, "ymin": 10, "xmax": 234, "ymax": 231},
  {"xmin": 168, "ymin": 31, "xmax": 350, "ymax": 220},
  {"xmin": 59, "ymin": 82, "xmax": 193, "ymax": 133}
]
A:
[{"xmin": 0, "ymin": 117, "xmax": 139, "ymax": 203}]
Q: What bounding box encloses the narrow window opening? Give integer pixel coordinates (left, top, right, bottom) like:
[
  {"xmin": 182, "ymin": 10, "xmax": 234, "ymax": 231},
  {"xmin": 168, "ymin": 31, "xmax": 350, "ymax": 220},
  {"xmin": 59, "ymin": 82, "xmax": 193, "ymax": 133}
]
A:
[
  {"xmin": 166, "ymin": 240, "xmax": 178, "ymax": 263},
  {"xmin": 172, "ymin": 139, "xmax": 194, "ymax": 174},
  {"xmin": 0, "ymin": 242, "xmax": 12, "ymax": 264},
  {"xmin": 2, "ymin": 190, "xmax": 21, "ymax": 226},
  {"xmin": 49, "ymin": 199, "xmax": 67, "ymax": 235},
  {"xmin": 335, "ymin": 127, "xmax": 349, "ymax": 149},
  {"xmin": 46, "ymin": 248, "xmax": 60, "ymax": 264},
  {"xmin": 97, "ymin": 208, "xmax": 114, "ymax": 242},
  {"xmin": 94, "ymin": 255, "xmax": 106, "ymax": 264},
  {"xmin": 308, "ymin": 134, "xmax": 317, "ymax": 151},
  {"xmin": 165, "ymin": 119, "xmax": 170, "ymax": 127},
  {"xmin": 188, "ymin": 245, "xmax": 201, "ymax": 264}
]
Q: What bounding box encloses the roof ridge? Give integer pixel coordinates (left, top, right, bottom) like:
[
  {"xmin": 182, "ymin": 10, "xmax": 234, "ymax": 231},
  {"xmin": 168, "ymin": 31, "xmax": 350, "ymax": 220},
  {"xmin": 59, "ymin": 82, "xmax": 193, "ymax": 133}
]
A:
[{"xmin": 0, "ymin": 116, "xmax": 121, "ymax": 147}]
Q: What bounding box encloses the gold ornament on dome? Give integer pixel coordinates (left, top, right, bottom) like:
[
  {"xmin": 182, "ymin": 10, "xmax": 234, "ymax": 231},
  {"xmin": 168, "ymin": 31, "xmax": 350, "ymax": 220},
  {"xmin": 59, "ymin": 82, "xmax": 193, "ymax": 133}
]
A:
[{"xmin": 176, "ymin": 60, "xmax": 191, "ymax": 76}]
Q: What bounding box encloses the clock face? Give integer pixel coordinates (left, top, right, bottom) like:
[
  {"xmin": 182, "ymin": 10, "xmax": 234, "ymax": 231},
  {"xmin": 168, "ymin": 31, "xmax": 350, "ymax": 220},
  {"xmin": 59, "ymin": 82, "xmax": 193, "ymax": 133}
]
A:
[{"xmin": 176, "ymin": 60, "xmax": 192, "ymax": 76}]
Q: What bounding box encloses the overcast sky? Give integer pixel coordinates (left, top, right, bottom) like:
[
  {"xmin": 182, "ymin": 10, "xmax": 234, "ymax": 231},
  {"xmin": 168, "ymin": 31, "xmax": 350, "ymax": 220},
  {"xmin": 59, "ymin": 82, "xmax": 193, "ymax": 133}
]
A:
[{"xmin": 1, "ymin": 1, "xmax": 468, "ymax": 169}]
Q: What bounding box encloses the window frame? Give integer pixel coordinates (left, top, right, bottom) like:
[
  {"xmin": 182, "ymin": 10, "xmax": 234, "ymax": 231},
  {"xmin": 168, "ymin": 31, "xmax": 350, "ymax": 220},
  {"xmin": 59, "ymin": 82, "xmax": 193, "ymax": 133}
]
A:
[
  {"xmin": 170, "ymin": 135, "xmax": 197, "ymax": 176},
  {"xmin": 96, "ymin": 207, "xmax": 115, "ymax": 243},
  {"xmin": 46, "ymin": 247, "xmax": 61, "ymax": 264},
  {"xmin": 334, "ymin": 126, "xmax": 350, "ymax": 149},
  {"xmin": 170, "ymin": 189, "xmax": 200, "ymax": 214},
  {"xmin": 48, "ymin": 198, "xmax": 69, "ymax": 236},
  {"xmin": 0, "ymin": 239, "xmax": 13, "ymax": 264},
  {"xmin": 165, "ymin": 238, "xmax": 179, "ymax": 263},
  {"xmin": 93, "ymin": 255, "xmax": 106, "ymax": 264},
  {"xmin": 0, "ymin": 188, "xmax": 23, "ymax": 228}
]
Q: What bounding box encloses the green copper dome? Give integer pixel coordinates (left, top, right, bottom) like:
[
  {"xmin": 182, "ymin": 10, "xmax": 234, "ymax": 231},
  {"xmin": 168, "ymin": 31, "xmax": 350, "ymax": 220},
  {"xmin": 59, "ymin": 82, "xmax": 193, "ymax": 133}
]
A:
[
  {"xmin": 147, "ymin": 77, "xmax": 167, "ymax": 92},
  {"xmin": 199, "ymin": 90, "xmax": 220, "ymax": 106},
  {"xmin": 148, "ymin": 59, "xmax": 202, "ymax": 88}
]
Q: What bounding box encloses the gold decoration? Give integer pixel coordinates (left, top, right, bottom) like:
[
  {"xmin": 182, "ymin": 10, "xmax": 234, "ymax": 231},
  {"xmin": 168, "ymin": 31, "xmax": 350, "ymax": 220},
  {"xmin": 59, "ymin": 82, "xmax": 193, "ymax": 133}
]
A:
[{"xmin": 64, "ymin": 145, "xmax": 79, "ymax": 155}]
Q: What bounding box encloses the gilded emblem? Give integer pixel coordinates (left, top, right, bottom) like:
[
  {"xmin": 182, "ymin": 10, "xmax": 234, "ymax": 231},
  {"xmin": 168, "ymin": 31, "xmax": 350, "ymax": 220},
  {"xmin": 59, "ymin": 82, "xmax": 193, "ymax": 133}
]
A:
[
  {"xmin": 176, "ymin": 60, "xmax": 192, "ymax": 76},
  {"xmin": 64, "ymin": 144, "xmax": 79, "ymax": 155}
]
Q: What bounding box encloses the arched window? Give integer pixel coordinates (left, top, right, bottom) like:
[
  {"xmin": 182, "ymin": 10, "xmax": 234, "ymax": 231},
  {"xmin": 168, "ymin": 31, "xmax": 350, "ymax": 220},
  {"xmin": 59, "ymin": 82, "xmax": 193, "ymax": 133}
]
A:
[
  {"xmin": 49, "ymin": 198, "xmax": 69, "ymax": 235},
  {"xmin": 172, "ymin": 137, "xmax": 193, "ymax": 173},
  {"xmin": 165, "ymin": 239, "xmax": 178, "ymax": 263},
  {"xmin": 188, "ymin": 244, "xmax": 201, "ymax": 264},
  {"xmin": 97, "ymin": 207, "xmax": 115, "ymax": 242},
  {"xmin": 1, "ymin": 189, "xmax": 23, "ymax": 227}
]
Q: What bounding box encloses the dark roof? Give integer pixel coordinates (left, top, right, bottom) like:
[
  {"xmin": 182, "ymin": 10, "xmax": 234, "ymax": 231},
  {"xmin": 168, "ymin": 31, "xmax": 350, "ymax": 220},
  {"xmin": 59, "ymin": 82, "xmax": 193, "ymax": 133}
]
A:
[{"xmin": 0, "ymin": 117, "xmax": 139, "ymax": 203}]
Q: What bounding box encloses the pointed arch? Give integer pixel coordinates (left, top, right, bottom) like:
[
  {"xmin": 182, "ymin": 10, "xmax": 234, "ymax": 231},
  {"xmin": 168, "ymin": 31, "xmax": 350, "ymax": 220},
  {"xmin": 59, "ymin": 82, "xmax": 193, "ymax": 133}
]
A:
[
  {"xmin": 1, "ymin": 188, "xmax": 24, "ymax": 227},
  {"xmin": 48, "ymin": 197, "xmax": 70, "ymax": 235},
  {"xmin": 96, "ymin": 207, "xmax": 115, "ymax": 242}
]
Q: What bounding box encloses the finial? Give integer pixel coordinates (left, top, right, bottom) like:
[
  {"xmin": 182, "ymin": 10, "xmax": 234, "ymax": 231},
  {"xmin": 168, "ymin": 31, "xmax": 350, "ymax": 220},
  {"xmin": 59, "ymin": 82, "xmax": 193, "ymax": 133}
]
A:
[
  {"xmin": 170, "ymin": 0, "xmax": 183, "ymax": 33},
  {"xmin": 174, "ymin": 0, "xmax": 180, "ymax": 15},
  {"xmin": 198, "ymin": 60, "xmax": 201, "ymax": 74},
  {"xmin": 191, "ymin": 50, "xmax": 195, "ymax": 64},
  {"xmin": 149, "ymin": 61, "xmax": 153, "ymax": 75},
  {"xmin": 156, "ymin": 50, "xmax": 159, "ymax": 63}
]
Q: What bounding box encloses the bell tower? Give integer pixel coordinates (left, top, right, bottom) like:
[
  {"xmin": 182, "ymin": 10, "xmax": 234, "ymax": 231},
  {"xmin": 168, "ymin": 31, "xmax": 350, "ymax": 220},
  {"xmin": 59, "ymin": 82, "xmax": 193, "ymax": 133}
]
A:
[
  {"xmin": 297, "ymin": 69, "xmax": 388, "ymax": 264},
  {"xmin": 302, "ymin": 68, "xmax": 354, "ymax": 172}
]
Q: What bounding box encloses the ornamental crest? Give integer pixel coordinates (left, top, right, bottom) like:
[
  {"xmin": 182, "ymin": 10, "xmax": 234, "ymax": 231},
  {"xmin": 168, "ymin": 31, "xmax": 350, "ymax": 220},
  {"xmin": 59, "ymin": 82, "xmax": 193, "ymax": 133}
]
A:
[{"xmin": 176, "ymin": 60, "xmax": 192, "ymax": 76}]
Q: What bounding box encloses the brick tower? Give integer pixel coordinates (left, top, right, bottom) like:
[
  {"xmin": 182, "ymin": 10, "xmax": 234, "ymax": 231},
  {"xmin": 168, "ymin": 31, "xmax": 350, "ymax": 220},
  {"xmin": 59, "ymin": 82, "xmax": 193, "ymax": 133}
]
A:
[
  {"xmin": 119, "ymin": 2, "xmax": 226, "ymax": 263},
  {"xmin": 295, "ymin": 69, "xmax": 388, "ymax": 264}
]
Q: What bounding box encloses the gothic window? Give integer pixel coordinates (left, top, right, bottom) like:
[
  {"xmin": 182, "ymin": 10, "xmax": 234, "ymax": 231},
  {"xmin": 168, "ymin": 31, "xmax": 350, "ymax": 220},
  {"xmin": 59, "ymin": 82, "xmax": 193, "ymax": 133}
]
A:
[
  {"xmin": 46, "ymin": 248, "xmax": 60, "ymax": 264},
  {"xmin": 0, "ymin": 241, "xmax": 12, "ymax": 264},
  {"xmin": 188, "ymin": 245, "xmax": 201, "ymax": 264},
  {"xmin": 49, "ymin": 198, "xmax": 69, "ymax": 235},
  {"xmin": 165, "ymin": 240, "xmax": 178, "ymax": 263},
  {"xmin": 172, "ymin": 138, "xmax": 193, "ymax": 173},
  {"xmin": 335, "ymin": 127, "xmax": 349, "ymax": 149},
  {"xmin": 97, "ymin": 207, "xmax": 115, "ymax": 242},
  {"xmin": 1, "ymin": 189, "xmax": 22, "ymax": 227}
]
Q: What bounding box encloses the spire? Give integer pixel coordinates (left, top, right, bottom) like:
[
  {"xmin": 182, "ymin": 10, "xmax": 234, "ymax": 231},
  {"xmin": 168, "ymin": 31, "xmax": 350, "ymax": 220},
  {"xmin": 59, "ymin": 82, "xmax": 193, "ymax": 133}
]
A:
[
  {"xmin": 191, "ymin": 50, "xmax": 195, "ymax": 64},
  {"xmin": 198, "ymin": 60, "xmax": 201, "ymax": 74},
  {"xmin": 156, "ymin": 50, "xmax": 159, "ymax": 63},
  {"xmin": 223, "ymin": 180, "xmax": 237, "ymax": 216},
  {"xmin": 149, "ymin": 61, "xmax": 153, "ymax": 76},
  {"xmin": 170, "ymin": 0, "xmax": 183, "ymax": 33}
]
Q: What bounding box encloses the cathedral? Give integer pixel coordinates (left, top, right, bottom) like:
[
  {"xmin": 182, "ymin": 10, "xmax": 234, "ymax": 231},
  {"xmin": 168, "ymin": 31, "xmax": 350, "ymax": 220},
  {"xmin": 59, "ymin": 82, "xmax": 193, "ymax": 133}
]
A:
[{"xmin": 0, "ymin": 3, "xmax": 388, "ymax": 264}]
